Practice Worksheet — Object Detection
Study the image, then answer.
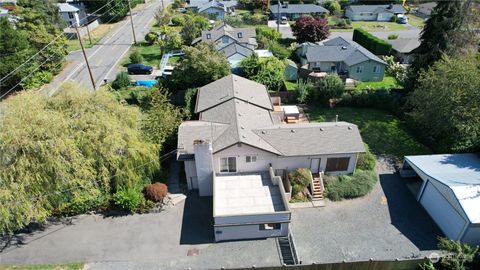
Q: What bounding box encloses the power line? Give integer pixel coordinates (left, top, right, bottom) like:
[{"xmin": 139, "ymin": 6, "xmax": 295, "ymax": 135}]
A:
[{"xmin": 0, "ymin": 0, "xmax": 119, "ymax": 84}]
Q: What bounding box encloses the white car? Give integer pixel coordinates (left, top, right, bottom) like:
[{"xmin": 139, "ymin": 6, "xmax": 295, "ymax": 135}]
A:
[
  {"xmin": 396, "ymin": 14, "xmax": 408, "ymax": 24},
  {"xmin": 280, "ymin": 16, "xmax": 288, "ymax": 25}
]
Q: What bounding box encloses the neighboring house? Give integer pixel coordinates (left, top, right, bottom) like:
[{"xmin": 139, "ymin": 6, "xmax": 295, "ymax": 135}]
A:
[
  {"xmin": 197, "ymin": 0, "xmax": 227, "ymax": 20},
  {"xmin": 387, "ymin": 37, "xmax": 421, "ymax": 64},
  {"xmin": 401, "ymin": 154, "xmax": 480, "ymax": 245},
  {"xmin": 284, "ymin": 59, "xmax": 298, "ymax": 81},
  {"xmin": 189, "ymin": 0, "xmax": 237, "ymax": 11},
  {"xmin": 177, "ymin": 74, "xmax": 365, "ymax": 241},
  {"xmin": 192, "ymin": 23, "xmax": 257, "ymax": 50},
  {"xmin": 58, "ymin": 2, "xmax": 82, "ymax": 27},
  {"xmin": 296, "ymin": 36, "xmax": 387, "ymax": 82},
  {"xmin": 345, "ymin": 4, "xmax": 407, "ymax": 21},
  {"xmin": 270, "ymin": 3, "xmax": 329, "ymax": 20},
  {"xmin": 0, "ymin": 6, "xmax": 8, "ymax": 17},
  {"xmin": 219, "ymin": 42, "xmax": 254, "ymax": 68},
  {"xmin": 416, "ymin": 2, "xmax": 437, "ymax": 18}
]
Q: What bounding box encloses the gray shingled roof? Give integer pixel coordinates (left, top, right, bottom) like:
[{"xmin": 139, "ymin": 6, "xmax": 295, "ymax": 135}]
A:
[
  {"xmin": 387, "ymin": 37, "xmax": 420, "ymax": 53},
  {"xmin": 304, "ymin": 36, "xmax": 386, "ymax": 66},
  {"xmin": 219, "ymin": 42, "xmax": 254, "ymax": 58},
  {"xmin": 346, "ymin": 4, "xmax": 406, "ymax": 14},
  {"xmin": 177, "ymin": 75, "xmax": 365, "ymax": 159},
  {"xmin": 195, "ymin": 23, "xmax": 257, "ymax": 47},
  {"xmin": 195, "ymin": 74, "xmax": 273, "ymax": 113},
  {"xmin": 198, "ymin": 0, "xmax": 225, "ymax": 12},
  {"xmin": 269, "ymin": 4, "xmax": 328, "ymax": 14},
  {"xmin": 57, "ymin": 3, "xmax": 79, "ymax": 12},
  {"xmin": 253, "ymin": 122, "xmax": 365, "ymax": 156}
]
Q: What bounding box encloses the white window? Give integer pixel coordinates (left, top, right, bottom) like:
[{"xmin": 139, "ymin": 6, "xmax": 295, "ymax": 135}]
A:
[
  {"xmin": 220, "ymin": 157, "xmax": 236, "ymax": 173},
  {"xmin": 246, "ymin": 155, "xmax": 257, "ymax": 163},
  {"xmin": 373, "ymin": 65, "xmax": 381, "ymax": 73},
  {"xmin": 206, "ymin": 33, "xmax": 211, "ymax": 39},
  {"xmin": 356, "ymin": 66, "xmax": 363, "ymax": 73},
  {"xmin": 259, "ymin": 223, "xmax": 281, "ymax": 231}
]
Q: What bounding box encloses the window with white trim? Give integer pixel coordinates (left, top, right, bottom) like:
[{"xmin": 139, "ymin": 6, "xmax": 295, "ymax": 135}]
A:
[
  {"xmin": 246, "ymin": 155, "xmax": 257, "ymax": 163},
  {"xmin": 373, "ymin": 65, "xmax": 381, "ymax": 73},
  {"xmin": 356, "ymin": 66, "xmax": 363, "ymax": 73},
  {"xmin": 220, "ymin": 157, "xmax": 236, "ymax": 173}
]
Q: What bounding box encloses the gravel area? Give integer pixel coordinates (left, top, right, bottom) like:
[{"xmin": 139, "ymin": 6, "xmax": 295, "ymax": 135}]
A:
[{"xmin": 291, "ymin": 158, "xmax": 441, "ymax": 263}]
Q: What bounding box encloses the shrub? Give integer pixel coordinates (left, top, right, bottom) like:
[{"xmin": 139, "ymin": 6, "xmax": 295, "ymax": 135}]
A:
[
  {"xmin": 268, "ymin": 40, "xmax": 291, "ymax": 60},
  {"xmin": 224, "ymin": 15, "xmax": 243, "ymax": 27},
  {"xmin": 390, "ymin": 15, "xmax": 397, "ymax": 22},
  {"xmin": 184, "ymin": 88, "xmax": 198, "ymax": 119},
  {"xmin": 288, "ymin": 168, "xmax": 312, "ymax": 197},
  {"xmin": 338, "ymin": 88, "xmax": 406, "ymax": 116},
  {"xmin": 312, "ymin": 74, "xmax": 344, "ymax": 101},
  {"xmin": 295, "ymin": 79, "xmax": 313, "ymax": 103},
  {"xmin": 256, "ymin": 26, "xmax": 281, "ymax": 41},
  {"xmin": 356, "ymin": 144, "xmax": 376, "ymax": 171},
  {"xmin": 145, "ymin": 31, "xmax": 159, "ymax": 45},
  {"xmin": 388, "ymin": 34, "xmax": 398, "ymax": 40},
  {"xmin": 324, "ymin": 170, "xmax": 378, "ymax": 201},
  {"xmin": 382, "ymin": 55, "xmax": 407, "ymax": 83},
  {"xmin": 112, "ymin": 187, "xmax": 142, "ymax": 212},
  {"xmin": 353, "ymin": 28, "xmax": 392, "ymax": 55},
  {"xmin": 129, "ymin": 51, "xmax": 143, "ymax": 64},
  {"xmin": 143, "ymin": 183, "xmax": 168, "ymax": 202},
  {"xmin": 171, "ymin": 14, "xmax": 185, "ymax": 26},
  {"xmin": 22, "ymin": 71, "xmax": 54, "ymax": 90},
  {"xmin": 111, "ymin": 71, "xmax": 131, "ymax": 90}
]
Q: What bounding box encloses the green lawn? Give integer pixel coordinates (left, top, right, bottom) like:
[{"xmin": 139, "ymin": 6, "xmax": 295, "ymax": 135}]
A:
[
  {"xmin": 407, "ymin": 14, "xmax": 425, "ymax": 29},
  {"xmin": 0, "ymin": 263, "xmax": 84, "ymax": 270},
  {"xmin": 122, "ymin": 42, "xmax": 162, "ymax": 69},
  {"xmin": 355, "ymin": 75, "xmax": 402, "ymax": 90},
  {"xmin": 306, "ymin": 106, "xmax": 431, "ymax": 160},
  {"xmin": 284, "ymin": 80, "xmax": 297, "ymax": 91},
  {"xmin": 330, "ymin": 20, "xmax": 408, "ymax": 32},
  {"xmin": 168, "ymin": 55, "xmax": 182, "ymax": 65}
]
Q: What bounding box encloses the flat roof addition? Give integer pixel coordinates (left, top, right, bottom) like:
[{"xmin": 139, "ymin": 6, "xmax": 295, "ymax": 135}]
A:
[{"xmin": 214, "ymin": 173, "xmax": 286, "ymax": 217}]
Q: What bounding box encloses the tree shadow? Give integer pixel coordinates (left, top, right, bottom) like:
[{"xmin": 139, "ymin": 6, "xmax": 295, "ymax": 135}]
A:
[
  {"xmin": 179, "ymin": 192, "xmax": 214, "ymax": 245},
  {"xmin": 380, "ymin": 172, "xmax": 441, "ymax": 250}
]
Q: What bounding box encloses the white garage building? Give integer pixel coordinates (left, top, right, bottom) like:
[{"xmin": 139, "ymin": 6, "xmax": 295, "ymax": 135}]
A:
[{"xmin": 401, "ymin": 154, "xmax": 480, "ymax": 245}]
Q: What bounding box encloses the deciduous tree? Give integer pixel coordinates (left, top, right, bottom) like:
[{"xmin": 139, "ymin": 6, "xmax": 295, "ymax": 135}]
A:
[
  {"xmin": 291, "ymin": 15, "xmax": 330, "ymax": 43},
  {"xmin": 240, "ymin": 54, "xmax": 285, "ymax": 91}
]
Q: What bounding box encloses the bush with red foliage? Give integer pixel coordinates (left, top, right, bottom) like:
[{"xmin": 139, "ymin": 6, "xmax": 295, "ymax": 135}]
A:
[
  {"xmin": 143, "ymin": 183, "xmax": 168, "ymax": 202},
  {"xmin": 291, "ymin": 15, "xmax": 330, "ymax": 43}
]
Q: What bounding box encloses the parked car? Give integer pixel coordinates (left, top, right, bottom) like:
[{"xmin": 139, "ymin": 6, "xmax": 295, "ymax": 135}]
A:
[
  {"xmin": 396, "ymin": 14, "xmax": 408, "ymax": 24},
  {"xmin": 280, "ymin": 16, "xmax": 288, "ymax": 25},
  {"xmin": 134, "ymin": 80, "xmax": 157, "ymax": 88},
  {"xmin": 127, "ymin": 64, "xmax": 153, "ymax": 75}
]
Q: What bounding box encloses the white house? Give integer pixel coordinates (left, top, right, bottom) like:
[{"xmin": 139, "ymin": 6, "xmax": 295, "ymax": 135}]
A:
[
  {"xmin": 177, "ymin": 74, "xmax": 365, "ymax": 241},
  {"xmin": 192, "ymin": 23, "xmax": 257, "ymax": 50},
  {"xmin": 345, "ymin": 4, "xmax": 407, "ymax": 21},
  {"xmin": 57, "ymin": 2, "xmax": 81, "ymax": 26},
  {"xmin": 401, "ymin": 154, "xmax": 480, "ymax": 245}
]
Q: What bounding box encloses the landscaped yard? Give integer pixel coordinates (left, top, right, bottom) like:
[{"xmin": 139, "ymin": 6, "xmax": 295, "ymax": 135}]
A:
[
  {"xmin": 355, "ymin": 75, "xmax": 402, "ymax": 90},
  {"xmin": 306, "ymin": 107, "xmax": 431, "ymax": 160},
  {"xmin": 0, "ymin": 263, "xmax": 84, "ymax": 270},
  {"xmin": 284, "ymin": 80, "xmax": 297, "ymax": 91},
  {"xmin": 122, "ymin": 42, "xmax": 162, "ymax": 68},
  {"xmin": 168, "ymin": 55, "xmax": 182, "ymax": 65},
  {"xmin": 330, "ymin": 20, "xmax": 408, "ymax": 32},
  {"xmin": 407, "ymin": 14, "xmax": 425, "ymax": 28}
]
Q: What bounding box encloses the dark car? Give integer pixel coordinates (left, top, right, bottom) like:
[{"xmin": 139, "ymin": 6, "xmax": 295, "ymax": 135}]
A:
[{"xmin": 127, "ymin": 64, "xmax": 153, "ymax": 75}]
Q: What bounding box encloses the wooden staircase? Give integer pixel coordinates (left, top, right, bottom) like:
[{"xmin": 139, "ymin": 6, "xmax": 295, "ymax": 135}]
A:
[{"xmin": 311, "ymin": 173, "xmax": 324, "ymax": 200}]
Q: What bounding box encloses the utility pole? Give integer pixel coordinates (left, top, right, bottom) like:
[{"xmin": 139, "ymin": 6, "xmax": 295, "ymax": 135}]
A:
[
  {"xmin": 75, "ymin": 25, "xmax": 96, "ymax": 91},
  {"xmin": 276, "ymin": 1, "xmax": 282, "ymax": 33},
  {"xmin": 128, "ymin": 0, "xmax": 137, "ymax": 44}
]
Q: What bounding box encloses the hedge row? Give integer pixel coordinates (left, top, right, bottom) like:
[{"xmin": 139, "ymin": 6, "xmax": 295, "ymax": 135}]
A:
[
  {"xmin": 324, "ymin": 169, "xmax": 378, "ymax": 201},
  {"xmin": 338, "ymin": 88, "xmax": 407, "ymax": 116},
  {"xmin": 353, "ymin": 28, "xmax": 392, "ymax": 55}
]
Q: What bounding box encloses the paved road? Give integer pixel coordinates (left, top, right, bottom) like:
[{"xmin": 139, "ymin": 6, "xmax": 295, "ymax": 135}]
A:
[
  {"xmin": 268, "ymin": 20, "xmax": 294, "ymax": 39},
  {"xmin": 41, "ymin": 0, "xmax": 168, "ymax": 96}
]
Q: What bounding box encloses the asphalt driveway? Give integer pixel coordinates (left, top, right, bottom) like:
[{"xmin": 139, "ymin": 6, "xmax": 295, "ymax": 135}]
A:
[
  {"xmin": 268, "ymin": 20, "xmax": 294, "ymax": 39},
  {"xmin": 291, "ymin": 159, "xmax": 441, "ymax": 263}
]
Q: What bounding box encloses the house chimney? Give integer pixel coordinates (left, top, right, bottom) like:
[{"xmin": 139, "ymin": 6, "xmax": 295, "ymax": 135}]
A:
[{"xmin": 193, "ymin": 140, "xmax": 214, "ymax": 196}]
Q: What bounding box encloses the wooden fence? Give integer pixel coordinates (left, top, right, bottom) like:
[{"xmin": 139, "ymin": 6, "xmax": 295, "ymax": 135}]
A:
[{"xmin": 227, "ymin": 258, "xmax": 427, "ymax": 270}]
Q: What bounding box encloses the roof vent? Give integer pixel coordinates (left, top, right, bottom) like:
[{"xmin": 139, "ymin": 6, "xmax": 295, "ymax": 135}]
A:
[
  {"xmin": 261, "ymin": 130, "xmax": 266, "ymax": 134},
  {"xmin": 320, "ymin": 127, "xmax": 324, "ymax": 131},
  {"xmin": 241, "ymin": 126, "xmax": 245, "ymax": 129},
  {"xmin": 341, "ymin": 46, "xmax": 347, "ymax": 50},
  {"xmin": 291, "ymin": 129, "xmax": 295, "ymax": 133},
  {"xmin": 348, "ymin": 126, "xmax": 352, "ymax": 130},
  {"xmin": 242, "ymin": 135, "xmax": 247, "ymax": 138}
]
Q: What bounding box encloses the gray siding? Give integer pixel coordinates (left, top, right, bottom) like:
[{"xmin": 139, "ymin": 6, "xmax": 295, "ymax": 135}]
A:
[{"xmin": 347, "ymin": 60, "xmax": 385, "ymax": 82}]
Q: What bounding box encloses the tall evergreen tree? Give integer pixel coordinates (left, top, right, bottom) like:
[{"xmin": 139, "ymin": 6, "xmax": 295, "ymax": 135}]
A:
[{"xmin": 410, "ymin": 1, "xmax": 466, "ymax": 75}]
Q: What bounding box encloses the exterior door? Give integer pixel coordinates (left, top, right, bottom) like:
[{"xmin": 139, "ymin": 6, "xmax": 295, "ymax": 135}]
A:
[{"xmin": 310, "ymin": 158, "xmax": 321, "ymax": 174}]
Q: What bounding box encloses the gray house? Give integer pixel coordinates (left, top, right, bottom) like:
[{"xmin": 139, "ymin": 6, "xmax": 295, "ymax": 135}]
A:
[
  {"xmin": 270, "ymin": 3, "xmax": 329, "ymax": 20},
  {"xmin": 345, "ymin": 4, "xmax": 407, "ymax": 21},
  {"xmin": 387, "ymin": 37, "xmax": 420, "ymax": 64},
  {"xmin": 177, "ymin": 74, "xmax": 365, "ymax": 241},
  {"xmin": 197, "ymin": 0, "xmax": 228, "ymax": 20},
  {"xmin": 192, "ymin": 23, "xmax": 257, "ymax": 50},
  {"xmin": 297, "ymin": 36, "xmax": 387, "ymax": 82},
  {"xmin": 219, "ymin": 42, "xmax": 254, "ymax": 68}
]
